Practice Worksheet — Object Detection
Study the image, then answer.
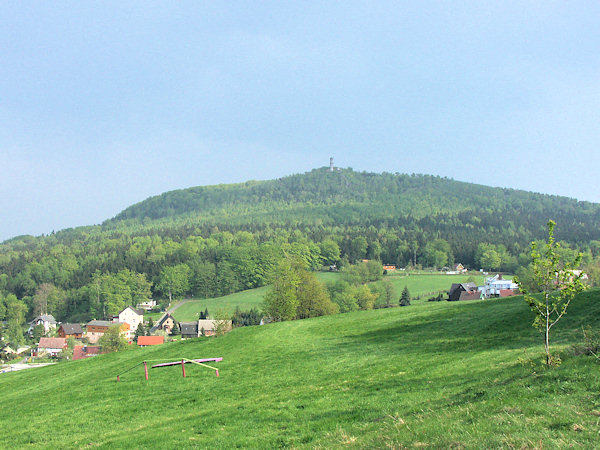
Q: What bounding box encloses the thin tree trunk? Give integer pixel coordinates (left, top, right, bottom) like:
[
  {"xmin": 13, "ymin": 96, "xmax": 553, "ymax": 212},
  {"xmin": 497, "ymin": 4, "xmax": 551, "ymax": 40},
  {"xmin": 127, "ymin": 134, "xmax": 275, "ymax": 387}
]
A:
[{"xmin": 545, "ymin": 295, "xmax": 550, "ymax": 365}]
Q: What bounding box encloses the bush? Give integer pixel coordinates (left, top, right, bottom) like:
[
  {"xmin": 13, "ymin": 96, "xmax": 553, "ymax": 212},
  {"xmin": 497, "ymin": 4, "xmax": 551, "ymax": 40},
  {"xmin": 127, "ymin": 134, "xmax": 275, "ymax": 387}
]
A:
[{"xmin": 570, "ymin": 326, "xmax": 600, "ymax": 360}]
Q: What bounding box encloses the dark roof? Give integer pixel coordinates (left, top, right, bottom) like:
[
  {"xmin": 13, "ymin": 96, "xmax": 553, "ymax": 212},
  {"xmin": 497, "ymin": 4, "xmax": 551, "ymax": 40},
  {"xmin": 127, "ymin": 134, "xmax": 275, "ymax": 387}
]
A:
[
  {"xmin": 157, "ymin": 314, "xmax": 175, "ymax": 327},
  {"xmin": 180, "ymin": 322, "xmax": 198, "ymax": 335},
  {"xmin": 118, "ymin": 306, "xmax": 145, "ymax": 316},
  {"xmin": 59, "ymin": 323, "xmax": 83, "ymax": 334},
  {"xmin": 30, "ymin": 314, "xmax": 57, "ymax": 325},
  {"xmin": 449, "ymin": 283, "xmax": 479, "ymax": 301},
  {"xmin": 86, "ymin": 320, "xmax": 114, "ymax": 327}
]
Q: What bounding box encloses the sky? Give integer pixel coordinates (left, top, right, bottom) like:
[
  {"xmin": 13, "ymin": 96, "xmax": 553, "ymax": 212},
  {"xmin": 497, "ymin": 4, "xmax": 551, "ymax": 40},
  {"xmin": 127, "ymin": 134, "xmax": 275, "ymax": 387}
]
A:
[{"xmin": 1, "ymin": 2, "xmax": 600, "ymax": 241}]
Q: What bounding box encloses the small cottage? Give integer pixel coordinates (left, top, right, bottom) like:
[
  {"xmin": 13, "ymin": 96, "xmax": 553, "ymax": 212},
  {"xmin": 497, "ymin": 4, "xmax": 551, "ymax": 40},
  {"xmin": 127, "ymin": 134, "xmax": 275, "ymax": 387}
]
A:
[{"xmin": 35, "ymin": 337, "xmax": 67, "ymax": 357}]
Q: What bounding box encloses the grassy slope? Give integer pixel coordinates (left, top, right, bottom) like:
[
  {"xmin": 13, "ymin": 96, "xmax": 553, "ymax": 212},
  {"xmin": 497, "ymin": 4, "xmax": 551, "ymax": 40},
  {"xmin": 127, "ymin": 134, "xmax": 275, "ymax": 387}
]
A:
[
  {"xmin": 2, "ymin": 291, "xmax": 599, "ymax": 448},
  {"xmin": 172, "ymin": 272, "xmax": 487, "ymax": 321}
]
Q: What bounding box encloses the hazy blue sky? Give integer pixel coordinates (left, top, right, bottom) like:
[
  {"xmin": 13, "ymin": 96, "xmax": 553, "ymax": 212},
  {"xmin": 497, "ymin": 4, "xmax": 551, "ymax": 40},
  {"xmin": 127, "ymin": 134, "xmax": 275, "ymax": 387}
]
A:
[{"xmin": 2, "ymin": 2, "xmax": 600, "ymax": 241}]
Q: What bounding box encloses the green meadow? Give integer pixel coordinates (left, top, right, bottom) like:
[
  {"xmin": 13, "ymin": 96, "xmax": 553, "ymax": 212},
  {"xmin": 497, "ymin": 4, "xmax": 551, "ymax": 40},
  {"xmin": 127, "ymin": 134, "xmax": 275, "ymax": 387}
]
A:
[
  {"xmin": 172, "ymin": 272, "xmax": 487, "ymax": 321},
  {"xmin": 379, "ymin": 271, "xmax": 487, "ymax": 300},
  {"xmin": 1, "ymin": 290, "xmax": 599, "ymax": 448}
]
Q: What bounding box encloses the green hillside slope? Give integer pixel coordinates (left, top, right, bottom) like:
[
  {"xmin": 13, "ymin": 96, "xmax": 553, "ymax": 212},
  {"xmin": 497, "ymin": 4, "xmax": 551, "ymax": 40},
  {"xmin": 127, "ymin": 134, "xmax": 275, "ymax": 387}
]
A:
[{"xmin": 2, "ymin": 291, "xmax": 599, "ymax": 448}]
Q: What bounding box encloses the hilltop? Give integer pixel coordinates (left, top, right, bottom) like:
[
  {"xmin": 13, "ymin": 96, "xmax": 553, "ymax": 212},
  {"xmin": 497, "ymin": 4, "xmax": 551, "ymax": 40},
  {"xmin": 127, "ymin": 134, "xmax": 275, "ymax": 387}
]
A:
[
  {"xmin": 109, "ymin": 168, "xmax": 600, "ymax": 245},
  {"xmin": 1, "ymin": 290, "xmax": 599, "ymax": 447}
]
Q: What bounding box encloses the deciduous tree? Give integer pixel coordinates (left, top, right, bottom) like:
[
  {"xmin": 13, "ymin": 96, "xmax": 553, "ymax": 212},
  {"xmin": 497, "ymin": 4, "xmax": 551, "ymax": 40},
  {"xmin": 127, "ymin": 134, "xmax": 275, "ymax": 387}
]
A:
[{"xmin": 516, "ymin": 220, "xmax": 586, "ymax": 366}]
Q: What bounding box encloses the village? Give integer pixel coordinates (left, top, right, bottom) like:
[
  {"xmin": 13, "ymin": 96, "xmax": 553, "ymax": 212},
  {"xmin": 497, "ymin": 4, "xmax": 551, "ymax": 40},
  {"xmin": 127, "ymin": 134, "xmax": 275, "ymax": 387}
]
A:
[
  {"xmin": 1, "ymin": 267, "xmax": 524, "ymax": 369},
  {"xmin": 1, "ymin": 304, "xmax": 232, "ymax": 370}
]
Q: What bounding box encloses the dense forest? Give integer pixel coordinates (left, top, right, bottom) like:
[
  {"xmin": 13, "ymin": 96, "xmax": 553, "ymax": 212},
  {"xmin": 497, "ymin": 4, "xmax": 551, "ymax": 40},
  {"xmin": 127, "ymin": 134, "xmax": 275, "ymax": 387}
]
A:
[{"xmin": 2, "ymin": 167, "xmax": 600, "ymax": 333}]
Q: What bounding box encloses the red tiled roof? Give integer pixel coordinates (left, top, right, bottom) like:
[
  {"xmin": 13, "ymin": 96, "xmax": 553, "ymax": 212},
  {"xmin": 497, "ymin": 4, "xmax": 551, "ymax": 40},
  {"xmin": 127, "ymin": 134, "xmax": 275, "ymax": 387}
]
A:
[
  {"xmin": 137, "ymin": 336, "xmax": 164, "ymax": 346},
  {"xmin": 38, "ymin": 337, "xmax": 67, "ymax": 349}
]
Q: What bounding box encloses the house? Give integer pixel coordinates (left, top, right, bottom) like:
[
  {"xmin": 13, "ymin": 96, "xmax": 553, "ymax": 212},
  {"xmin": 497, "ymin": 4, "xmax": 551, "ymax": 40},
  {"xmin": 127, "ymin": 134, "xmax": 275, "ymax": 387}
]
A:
[
  {"xmin": 446, "ymin": 263, "xmax": 467, "ymax": 275},
  {"xmin": 27, "ymin": 314, "xmax": 57, "ymax": 335},
  {"xmin": 35, "ymin": 337, "xmax": 67, "ymax": 357},
  {"xmin": 85, "ymin": 320, "xmax": 130, "ymax": 344},
  {"xmin": 57, "ymin": 323, "xmax": 84, "ymax": 339},
  {"xmin": 448, "ymin": 282, "xmax": 481, "ymax": 301},
  {"xmin": 151, "ymin": 313, "xmax": 176, "ymax": 334},
  {"xmin": 136, "ymin": 299, "xmax": 157, "ymax": 311},
  {"xmin": 137, "ymin": 336, "xmax": 164, "ymax": 347},
  {"xmin": 73, "ymin": 345, "xmax": 101, "ymax": 360},
  {"xmin": 113, "ymin": 307, "xmax": 144, "ymax": 340},
  {"xmin": 479, "ymin": 274, "xmax": 519, "ymax": 298},
  {"xmin": 180, "ymin": 319, "xmax": 232, "ymax": 338}
]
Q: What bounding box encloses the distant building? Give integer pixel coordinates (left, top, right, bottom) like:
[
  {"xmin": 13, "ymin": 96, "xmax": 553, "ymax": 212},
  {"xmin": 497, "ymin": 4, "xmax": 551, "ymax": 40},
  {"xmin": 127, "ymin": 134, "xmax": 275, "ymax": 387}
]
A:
[
  {"xmin": 448, "ymin": 282, "xmax": 481, "ymax": 301},
  {"xmin": 383, "ymin": 265, "xmax": 396, "ymax": 271},
  {"xmin": 27, "ymin": 315, "xmax": 57, "ymax": 336},
  {"xmin": 112, "ymin": 307, "xmax": 144, "ymax": 340},
  {"xmin": 35, "ymin": 337, "xmax": 67, "ymax": 357},
  {"xmin": 479, "ymin": 274, "xmax": 519, "ymax": 298},
  {"xmin": 85, "ymin": 320, "xmax": 130, "ymax": 344},
  {"xmin": 151, "ymin": 313, "xmax": 177, "ymax": 334},
  {"xmin": 57, "ymin": 323, "xmax": 84, "ymax": 339},
  {"xmin": 137, "ymin": 299, "xmax": 157, "ymax": 311},
  {"xmin": 180, "ymin": 319, "xmax": 232, "ymax": 338}
]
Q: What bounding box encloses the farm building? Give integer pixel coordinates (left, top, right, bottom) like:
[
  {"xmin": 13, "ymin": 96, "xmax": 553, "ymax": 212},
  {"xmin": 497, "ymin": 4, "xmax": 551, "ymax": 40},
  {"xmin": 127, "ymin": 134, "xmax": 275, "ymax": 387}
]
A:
[{"xmin": 448, "ymin": 282, "xmax": 481, "ymax": 301}]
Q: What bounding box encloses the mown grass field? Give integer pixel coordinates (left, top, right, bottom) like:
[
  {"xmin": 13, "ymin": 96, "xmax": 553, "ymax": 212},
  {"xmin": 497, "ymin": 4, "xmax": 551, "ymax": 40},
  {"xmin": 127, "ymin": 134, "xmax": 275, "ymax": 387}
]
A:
[
  {"xmin": 378, "ymin": 271, "xmax": 487, "ymax": 301},
  {"xmin": 1, "ymin": 290, "xmax": 599, "ymax": 448},
  {"xmin": 172, "ymin": 272, "xmax": 488, "ymax": 320}
]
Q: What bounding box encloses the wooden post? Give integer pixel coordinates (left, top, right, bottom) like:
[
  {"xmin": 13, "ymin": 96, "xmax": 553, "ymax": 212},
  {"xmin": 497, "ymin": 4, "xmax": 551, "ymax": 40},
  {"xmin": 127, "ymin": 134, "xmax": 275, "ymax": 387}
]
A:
[
  {"xmin": 117, "ymin": 375, "xmax": 120, "ymax": 382},
  {"xmin": 215, "ymin": 369, "xmax": 219, "ymax": 377},
  {"xmin": 144, "ymin": 361, "xmax": 148, "ymax": 381},
  {"xmin": 181, "ymin": 359, "xmax": 186, "ymax": 378}
]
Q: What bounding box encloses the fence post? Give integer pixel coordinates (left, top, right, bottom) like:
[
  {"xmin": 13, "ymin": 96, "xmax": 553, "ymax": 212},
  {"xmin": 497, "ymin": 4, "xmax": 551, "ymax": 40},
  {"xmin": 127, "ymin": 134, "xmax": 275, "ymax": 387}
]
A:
[
  {"xmin": 144, "ymin": 361, "xmax": 148, "ymax": 381},
  {"xmin": 181, "ymin": 359, "xmax": 186, "ymax": 378}
]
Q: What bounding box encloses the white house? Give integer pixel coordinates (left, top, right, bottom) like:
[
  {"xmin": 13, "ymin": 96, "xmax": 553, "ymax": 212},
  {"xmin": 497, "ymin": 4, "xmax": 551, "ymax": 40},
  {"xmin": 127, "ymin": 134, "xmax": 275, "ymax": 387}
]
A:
[
  {"xmin": 137, "ymin": 299, "xmax": 157, "ymax": 311},
  {"xmin": 27, "ymin": 315, "xmax": 57, "ymax": 336},
  {"xmin": 113, "ymin": 307, "xmax": 144, "ymax": 340},
  {"xmin": 478, "ymin": 274, "xmax": 519, "ymax": 298}
]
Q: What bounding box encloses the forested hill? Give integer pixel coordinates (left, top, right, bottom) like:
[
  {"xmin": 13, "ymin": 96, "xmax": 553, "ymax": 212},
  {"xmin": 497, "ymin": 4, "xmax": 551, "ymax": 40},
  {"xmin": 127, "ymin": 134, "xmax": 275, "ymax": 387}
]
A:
[
  {"xmin": 2, "ymin": 167, "xmax": 600, "ymax": 325},
  {"xmin": 110, "ymin": 167, "xmax": 599, "ymax": 243}
]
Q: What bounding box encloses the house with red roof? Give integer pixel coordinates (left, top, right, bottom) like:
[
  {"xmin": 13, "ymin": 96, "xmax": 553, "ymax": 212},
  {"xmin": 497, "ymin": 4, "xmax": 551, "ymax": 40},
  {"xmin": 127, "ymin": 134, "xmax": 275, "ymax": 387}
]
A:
[
  {"xmin": 35, "ymin": 337, "xmax": 67, "ymax": 357},
  {"xmin": 137, "ymin": 336, "xmax": 164, "ymax": 346}
]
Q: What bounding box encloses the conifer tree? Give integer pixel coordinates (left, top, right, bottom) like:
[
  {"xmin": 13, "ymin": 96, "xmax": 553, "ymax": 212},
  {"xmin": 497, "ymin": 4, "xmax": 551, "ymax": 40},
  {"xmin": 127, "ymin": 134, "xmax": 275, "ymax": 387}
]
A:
[{"xmin": 400, "ymin": 286, "xmax": 411, "ymax": 306}]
